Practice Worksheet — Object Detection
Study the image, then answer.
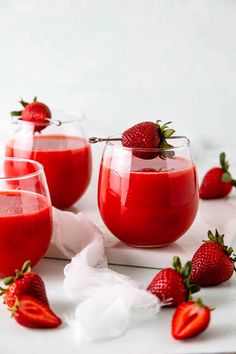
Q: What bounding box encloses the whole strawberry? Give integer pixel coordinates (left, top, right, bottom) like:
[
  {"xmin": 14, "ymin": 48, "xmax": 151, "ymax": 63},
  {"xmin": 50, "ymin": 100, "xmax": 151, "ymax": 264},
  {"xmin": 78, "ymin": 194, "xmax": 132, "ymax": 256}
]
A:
[
  {"xmin": 121, "ymin": 120, "xmax": 175, "ymax": 159},
  {"xmin": 147, "ymin": 256, "xmax": 200, "ymax": 307},
  {"xmin": 200, "ymin": 152, "xmax": 236, "ymax": 199},
  {"xmin": 191, "ymin": 229, "xmax": 235, "ymax": 286},
  {"xmin": 11, "ymin": 97, "xmax": 51, "ymax": 132},
  {"xmin": 172, "ymin": 298, "xmax": 211, "ymax": 340},
  {"xmin": 0, "ymin": 260, "xmax": 49, "ymax": 308}
]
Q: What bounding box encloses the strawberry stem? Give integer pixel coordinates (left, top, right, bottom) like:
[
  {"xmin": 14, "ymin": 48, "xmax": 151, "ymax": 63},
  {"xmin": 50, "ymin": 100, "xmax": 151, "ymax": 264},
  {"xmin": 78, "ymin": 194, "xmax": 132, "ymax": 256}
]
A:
[{"xmin": 220, "ymin": 152, "xmax": 229, "ymax": 171}]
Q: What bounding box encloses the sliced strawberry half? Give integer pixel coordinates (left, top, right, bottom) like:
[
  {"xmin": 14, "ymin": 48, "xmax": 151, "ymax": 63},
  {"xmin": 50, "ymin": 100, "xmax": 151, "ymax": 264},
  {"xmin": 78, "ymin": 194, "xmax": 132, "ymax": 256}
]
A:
[
  {"xmin": 172, "ymin": 299, "xmax": 211, "ymax": 340},
  {"xmin": 11, "ymin": 295, "xmax": 62, "ymax": 329}
]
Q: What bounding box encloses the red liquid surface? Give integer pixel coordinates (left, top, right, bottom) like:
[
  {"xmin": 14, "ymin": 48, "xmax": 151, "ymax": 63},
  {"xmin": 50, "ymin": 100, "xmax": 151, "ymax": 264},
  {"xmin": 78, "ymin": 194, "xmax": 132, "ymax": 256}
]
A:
[
  {"xmin": 6, "ymin": 135, "xmax": 92, "ymax": 209},
  {"xmin": 98, "ymin": 156, "xmax": 199, "ymax": 247},
  {"xmin": 0, "ymin": 190, "xmax": 52, "ymax": 277}
]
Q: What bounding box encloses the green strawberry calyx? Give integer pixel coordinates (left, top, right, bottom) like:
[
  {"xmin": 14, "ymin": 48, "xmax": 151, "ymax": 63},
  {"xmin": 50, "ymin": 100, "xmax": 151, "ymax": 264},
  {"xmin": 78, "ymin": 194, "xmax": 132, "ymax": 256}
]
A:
[
  {"xmin": 194, "ymin": 298, "xmax": 214, "ymax": 311},
  {"xmin": 204, "ymin": 229, "xmax": 236, "ymax": 266},
  {"xmin": 157, "ymin": 120, "xmax": 176, "ymax": 159},
  {"xmin": 219, "ymin": 152, "xmax": 236, "ymax": 187},
  {"xmin": 172, "ymin": 256, "xmax": 200, "ymax": 300}
]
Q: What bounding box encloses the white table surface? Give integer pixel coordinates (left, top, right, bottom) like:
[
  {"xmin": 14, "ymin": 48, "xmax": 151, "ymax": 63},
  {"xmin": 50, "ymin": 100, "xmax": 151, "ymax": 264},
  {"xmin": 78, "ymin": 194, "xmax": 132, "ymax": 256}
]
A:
[
  {"xmin": 2, "ymin": 147, "xmax": 236, "ymax": 353},
  {"xmin": 0, "ymin": 257, "xmax": 236, "ymax": 354}
]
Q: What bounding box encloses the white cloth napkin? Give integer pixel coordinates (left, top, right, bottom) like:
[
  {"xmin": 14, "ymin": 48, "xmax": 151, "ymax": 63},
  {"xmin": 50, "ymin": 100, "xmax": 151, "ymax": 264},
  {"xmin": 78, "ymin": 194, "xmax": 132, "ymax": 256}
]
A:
[{"xmin": 52, "ymin": 208, "xmax": 161, "ymax": 342}]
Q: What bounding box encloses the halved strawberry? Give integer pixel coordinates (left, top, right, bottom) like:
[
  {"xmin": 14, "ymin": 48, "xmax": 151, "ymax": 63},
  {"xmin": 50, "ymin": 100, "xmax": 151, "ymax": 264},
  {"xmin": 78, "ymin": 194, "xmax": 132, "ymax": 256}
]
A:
[
  {"xmin": 11, "ymin": 295, "xmax": 62, "ymax": 329},
  {"xmin": 0, "ymin": 260, "xmax": 49, "ymax": 308},
  {"xmin": 11, "ymin": 97, "xmax": 51, "ymax": 132},
  {"xmin": 172, "ymin": 299, "xmax": 211, "ymax": 340},
  {"xmin": 121, "ymin": 120, "xmax": 175, "ymax": 159}
]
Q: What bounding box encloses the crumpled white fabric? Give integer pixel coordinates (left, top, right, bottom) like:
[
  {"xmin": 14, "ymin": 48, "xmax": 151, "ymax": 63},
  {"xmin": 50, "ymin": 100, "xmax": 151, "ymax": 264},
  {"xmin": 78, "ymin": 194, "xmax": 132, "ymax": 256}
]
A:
[
  {"xmin": 52, "ymin": 208, "xmax": 161, "ymax": 342},
  {"xmin": 52, "ymin": 208, "xmax": 104, "ymax": 259}
]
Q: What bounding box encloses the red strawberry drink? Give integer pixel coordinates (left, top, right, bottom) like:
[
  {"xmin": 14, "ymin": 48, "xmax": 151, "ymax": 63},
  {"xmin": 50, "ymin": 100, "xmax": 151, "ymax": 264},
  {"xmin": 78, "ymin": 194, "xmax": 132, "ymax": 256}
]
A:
[
  {"xmin": 7, "ymin": 101, "xmax": 92, "ymax": 209},
  {"xmin": 0, "ymin": 158, "xmax": 52, "ymax": 277},
  {"xmin": 98, "ymin": 136, "xmax": 199, "ymax": 247}
]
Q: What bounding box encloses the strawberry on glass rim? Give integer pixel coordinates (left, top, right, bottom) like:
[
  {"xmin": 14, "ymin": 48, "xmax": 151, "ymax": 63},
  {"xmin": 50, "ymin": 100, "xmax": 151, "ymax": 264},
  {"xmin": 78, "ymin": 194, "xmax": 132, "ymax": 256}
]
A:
[
  {"xmin": 7, "ymin": 100, "xmax": 92, "ymax": 209},
  {"xmin": 89, "ymin": 120, "xmax": 177, "ymax": 159},
  {"xmin": 11, "ymin": 97, "xmax": 52, "ymax": 132},
  {"xmin": 96, "ymin": 120, "xmax": 199, "ymax": 247}
]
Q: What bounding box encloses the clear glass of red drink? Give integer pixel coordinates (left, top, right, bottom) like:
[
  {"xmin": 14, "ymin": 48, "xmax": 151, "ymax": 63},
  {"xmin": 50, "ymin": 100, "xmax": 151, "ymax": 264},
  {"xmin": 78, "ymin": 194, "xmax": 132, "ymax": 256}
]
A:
[
  {"xmin": 98, "ymin": 136, "xmax": 199, "ymax": 247},
  {"xmin": 5, "ymin": 111, "xmax": 92, "ymax": 209},
  {"xmin": 0, "ymin": 157, "xmax": 53, "ymax": 277}
]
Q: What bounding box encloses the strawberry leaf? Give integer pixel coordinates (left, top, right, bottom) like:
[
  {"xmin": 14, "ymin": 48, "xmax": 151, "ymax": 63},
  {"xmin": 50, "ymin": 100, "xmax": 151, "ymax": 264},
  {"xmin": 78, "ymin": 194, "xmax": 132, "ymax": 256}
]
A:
[
  {"xmin": 160, "ymin": 121, "xmax": 172, "ymax": 132},
  {"xmin": 189, "ymin": 284, "xmax": 201, "ymax": 294},
  {"xmin": 173, "ymin": 256, "xmax": 182, "ymax": 272},
  {"xmin": 181, "ymin": 261, "xmax": 192, "ymax": 279},
  {"xmin": 221, "ymin": 172, "xmax": 232, "ymax": 183},
  {"xmin": 10, "ymin": 110, "xmax": 22, "ymax": 117},
  {"xmin": 21, "ymin": 260, "xmax": 31, "ymax": 274},
  {"xmin": 19, "ymin": 98, "xmax": 29, "ymax": 108},
  {"xmin": 162, "ymin": 129, "xmax": 175, "ymax": 139},
  {"xmin": 3, "ymin": 276, "xmax": 14, "ymax": 286}
]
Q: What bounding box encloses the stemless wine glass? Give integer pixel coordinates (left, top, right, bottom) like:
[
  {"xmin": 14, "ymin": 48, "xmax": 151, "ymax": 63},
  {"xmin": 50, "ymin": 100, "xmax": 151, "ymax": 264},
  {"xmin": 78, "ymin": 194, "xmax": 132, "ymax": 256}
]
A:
[
  {"xmin": 5, "ymin": 111, "xmax": 92, "ymax": 209},
  {"xmin": 98, "ymin": 136, "xmax": 199, "ymax": 247},
  {"xmin": 0, "ymin": 157, "xmax": 53, "ymax": 277}
]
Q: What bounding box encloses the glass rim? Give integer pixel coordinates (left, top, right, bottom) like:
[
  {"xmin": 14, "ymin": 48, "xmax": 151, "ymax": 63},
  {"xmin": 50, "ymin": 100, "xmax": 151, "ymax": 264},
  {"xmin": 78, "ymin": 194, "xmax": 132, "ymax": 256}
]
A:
[
  {"xmin": 11, "ymin": 110, "xmax": 86, "ymax": 127},
  {"xmin": 0, "ymin": 157, "xmax": 44, "ymax": 181},
  {"xmin": 106, "ymin": 135, "xmax": 190, "ymax": 152}
]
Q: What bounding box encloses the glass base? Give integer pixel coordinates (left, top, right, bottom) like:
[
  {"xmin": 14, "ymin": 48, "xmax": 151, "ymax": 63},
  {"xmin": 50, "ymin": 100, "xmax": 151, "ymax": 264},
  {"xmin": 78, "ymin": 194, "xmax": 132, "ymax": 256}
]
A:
[{"xmin": 126, "ymin": 242, "xmax": 170, "ymax": 248}]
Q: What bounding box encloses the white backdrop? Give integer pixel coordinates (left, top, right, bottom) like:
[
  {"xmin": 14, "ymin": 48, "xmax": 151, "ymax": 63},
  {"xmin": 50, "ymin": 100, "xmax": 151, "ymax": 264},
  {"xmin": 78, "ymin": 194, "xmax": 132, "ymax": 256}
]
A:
[{"xmin": 0, "ymin": 0, "xmax": 236, "ymax": 169}]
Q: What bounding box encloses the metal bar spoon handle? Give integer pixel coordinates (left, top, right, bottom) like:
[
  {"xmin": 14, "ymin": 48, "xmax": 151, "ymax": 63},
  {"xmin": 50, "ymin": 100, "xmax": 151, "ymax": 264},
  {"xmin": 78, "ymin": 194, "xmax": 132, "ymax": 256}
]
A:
[
  {"xmin": 89, "ymin": 136, "xmax": 121, "ymax": 144},
  {"xmin": 89, "ymin": 136, "xmax": 187, "ymax": 144}
]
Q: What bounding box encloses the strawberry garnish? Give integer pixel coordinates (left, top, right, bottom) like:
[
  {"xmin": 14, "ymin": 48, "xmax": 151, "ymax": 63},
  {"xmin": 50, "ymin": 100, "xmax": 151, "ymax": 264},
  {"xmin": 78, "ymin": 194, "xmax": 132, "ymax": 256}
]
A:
[
  {"xmin": 199, "ymin": 152, "xmax": 236, "ymax": 199},
  {"xmin": 147, "ymin": 256, "xmax": 200, "ymax": 307},
  {"xmin": 190, "ymin": 230, "xmax": 236, "ymax": 286},
  {"xmin": 0, "ymin": 260, "xmax": 49, "ymax": 308},
  {"xmin": 121, "ymin": 120, "xmax": 175, "ymax": 159},
  {"xmin": 11, "ymin": 295, "xmax": 62, "ymax": 329},
  {"xmin": 11, "ymin": 97, "xmax": 51, "ymax": 132},
  {"xmin": 172, "ymin": 299, "xmax": 211, "ymax": 340}
]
